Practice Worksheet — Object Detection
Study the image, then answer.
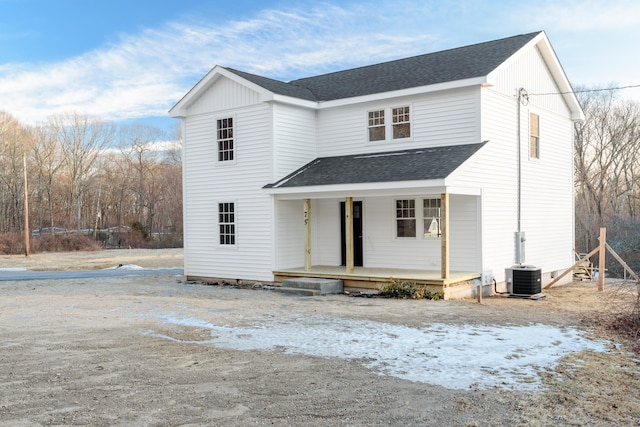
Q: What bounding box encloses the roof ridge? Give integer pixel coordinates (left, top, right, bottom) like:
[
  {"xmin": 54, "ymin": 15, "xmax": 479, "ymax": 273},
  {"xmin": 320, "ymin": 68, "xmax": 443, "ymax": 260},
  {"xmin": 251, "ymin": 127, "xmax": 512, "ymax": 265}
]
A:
[{"xmin": 289, "ymin": 31, "xmax": 543, "ymax": 84}]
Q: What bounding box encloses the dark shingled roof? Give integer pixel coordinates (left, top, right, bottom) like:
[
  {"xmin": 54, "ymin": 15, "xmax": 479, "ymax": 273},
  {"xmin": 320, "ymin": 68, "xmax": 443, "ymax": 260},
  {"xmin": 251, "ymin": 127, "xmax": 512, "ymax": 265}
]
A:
[
  {"xmin": 226, "ymin": 32, "xmax": 540, "ymax": 102},
  {"xmin": 223, "ymin": 67, "xmax": 317, "ymax": 101},
  {"xmin": 265, "ymin": 142, "xmax": 487, "ymax": 189}
]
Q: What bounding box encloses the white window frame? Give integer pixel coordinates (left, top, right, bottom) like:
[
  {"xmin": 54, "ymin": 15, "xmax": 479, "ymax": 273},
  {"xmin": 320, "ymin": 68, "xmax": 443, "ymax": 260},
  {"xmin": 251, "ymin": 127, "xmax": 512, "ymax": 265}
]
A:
[
  {"xmin": 367, "ymin": 109, "xmax": 386, "ymax": 141},
  {"xmin": 395, "ymin": 199, "xmax": 416, "ymax": 238},
  {"xmin": 218, "ymin": 201, "xmax": 236, "ymax": 245},
  {"xmin": 216, "ymin": 116, "xmax": 235, "ymax": 163},
  {"xmin": 367, "ymin": 105, "xmax": 412, "ymax": 143},
  {"xmin": 529, "ymin": 112, "xmax": 540, "ymax": 159},
  {"xmin": 392, "ymin": 106, "xmax": 411, "ymax": 139},
  {"xmin": 422, "ymin": 198, "xmax": 441, "ymax": 238}
]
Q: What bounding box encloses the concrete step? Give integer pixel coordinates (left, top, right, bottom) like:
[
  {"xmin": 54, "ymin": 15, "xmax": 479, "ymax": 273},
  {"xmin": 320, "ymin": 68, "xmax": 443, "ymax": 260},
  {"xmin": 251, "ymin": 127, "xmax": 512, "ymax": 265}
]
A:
[
  {"xmin": 277, "ymin": 277, "xmax": 344, "ymax": 295},
  {"xmin": 276, "ymin": 287, "xmax": 322, "ymax": 296}
]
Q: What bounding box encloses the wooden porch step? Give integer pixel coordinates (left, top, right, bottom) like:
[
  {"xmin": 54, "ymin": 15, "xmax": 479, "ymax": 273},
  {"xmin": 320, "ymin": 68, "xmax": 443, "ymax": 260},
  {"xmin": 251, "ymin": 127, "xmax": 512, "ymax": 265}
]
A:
[{"xmin": 276, "ymin": 277, "xmax": 344, "ymax": 296}]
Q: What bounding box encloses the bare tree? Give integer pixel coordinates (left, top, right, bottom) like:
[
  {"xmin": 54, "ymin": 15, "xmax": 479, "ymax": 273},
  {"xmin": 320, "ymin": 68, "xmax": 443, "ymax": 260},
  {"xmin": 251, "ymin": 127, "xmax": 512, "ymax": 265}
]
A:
[
  {"xmin": 574, "ymin": 86, "xmax": 640, "ymax": 253},
  {"xmin": 118, "ymin": 123, "xmax": 166, "ymax": 237},
  {"xmin": 31, "ymin": 125, "xmax": 64, "ymax": 233},
  {"xmin": 49, "ymin": 112, "xmax": 113, "ymax": 231},
  {"xmin": 0, "ymin": 112, "xmax": 34, "ymax": 234}
]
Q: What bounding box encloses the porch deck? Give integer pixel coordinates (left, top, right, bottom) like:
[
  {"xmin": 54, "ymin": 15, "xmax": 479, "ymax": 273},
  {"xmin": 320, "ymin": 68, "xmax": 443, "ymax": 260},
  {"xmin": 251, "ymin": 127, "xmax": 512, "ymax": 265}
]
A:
[{"xmin": 273, "ymin": 265, "xmax": 481, "ymax": 292}]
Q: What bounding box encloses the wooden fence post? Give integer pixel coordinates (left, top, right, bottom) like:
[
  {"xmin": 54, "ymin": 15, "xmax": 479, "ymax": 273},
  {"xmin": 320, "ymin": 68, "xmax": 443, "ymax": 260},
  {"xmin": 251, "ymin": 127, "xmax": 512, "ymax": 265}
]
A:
[{"xmin": 598, "ymin": 227, "xmax": 606, "ymax": 291}]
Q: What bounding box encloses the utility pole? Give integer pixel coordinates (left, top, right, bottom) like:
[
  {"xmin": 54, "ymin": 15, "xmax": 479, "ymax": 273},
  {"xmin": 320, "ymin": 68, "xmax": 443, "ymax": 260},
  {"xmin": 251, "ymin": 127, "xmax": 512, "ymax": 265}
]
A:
[{"xmin": 23, "ymin": 152, "xmax": 30, "ymax": 257}]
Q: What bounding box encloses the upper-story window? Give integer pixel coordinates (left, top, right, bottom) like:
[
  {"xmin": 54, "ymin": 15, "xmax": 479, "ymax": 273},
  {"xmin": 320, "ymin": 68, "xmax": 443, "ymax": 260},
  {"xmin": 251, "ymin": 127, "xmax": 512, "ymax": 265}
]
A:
[
  {"xmin": 368, "ymin": 110, "xmax": 385, "ymax": 141},
  {"xmin": 367, "ymin": 106, "xmax": 411, "ymax": 142},
  {"xmin": 529, "ymin": 113, "xmax": 539, "ymax": 159},
  {"xmin": 392, "ymin": 106, "xmax": 411, "ymax": 139},
  {"xmin": 217, "ymin": 117, "xmax": 234, "ymax": 162}
]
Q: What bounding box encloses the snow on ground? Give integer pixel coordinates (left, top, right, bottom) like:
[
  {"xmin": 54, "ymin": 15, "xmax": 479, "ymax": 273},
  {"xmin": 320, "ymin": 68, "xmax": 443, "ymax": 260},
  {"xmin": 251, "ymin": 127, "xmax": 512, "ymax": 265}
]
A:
[
  {"xmin": 145, "ymin": 313, "xmax": 609, "ymax": 391},
  {"xmin": 102, "ymin": 264, "xmax": 145, "ymax": 270},
  {"xmin": 0, "ymin": 267, "xmax": 27, "ymax": 271}
]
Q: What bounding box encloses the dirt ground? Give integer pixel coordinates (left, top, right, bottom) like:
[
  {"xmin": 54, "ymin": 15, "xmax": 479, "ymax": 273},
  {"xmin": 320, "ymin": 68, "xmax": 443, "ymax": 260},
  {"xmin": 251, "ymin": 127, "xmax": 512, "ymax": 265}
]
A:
[{"xmin": 1, "ymin": 249, "xmax": 640, "ymax": 426}]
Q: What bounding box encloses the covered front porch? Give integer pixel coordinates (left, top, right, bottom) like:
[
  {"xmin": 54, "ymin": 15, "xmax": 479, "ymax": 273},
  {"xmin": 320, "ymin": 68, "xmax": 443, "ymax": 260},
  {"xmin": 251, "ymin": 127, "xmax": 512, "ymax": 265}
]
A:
[
  {"xmin": 265, "ymin": 145, "xmax": 487, "ymax": 299},
  {"xmin": 274, "ymin": 265, "xmax": 481, "ymax": 298},
  {"xmin": 269, "ymin": 190, "xmax": 483, "ymax": 299}
]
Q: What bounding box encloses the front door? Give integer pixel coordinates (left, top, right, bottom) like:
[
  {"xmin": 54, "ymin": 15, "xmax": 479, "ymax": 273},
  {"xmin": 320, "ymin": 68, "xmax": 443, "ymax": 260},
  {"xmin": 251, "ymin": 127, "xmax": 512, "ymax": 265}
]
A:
[{"xmin": 340, "ymin": 201, "xmax": 363, "ymax": 267}]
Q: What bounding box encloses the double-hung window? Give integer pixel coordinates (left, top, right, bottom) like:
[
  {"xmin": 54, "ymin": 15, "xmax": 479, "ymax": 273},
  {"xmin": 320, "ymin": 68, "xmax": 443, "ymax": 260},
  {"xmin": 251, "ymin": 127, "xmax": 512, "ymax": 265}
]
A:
[
  {"xmin": 218, "ymin": 202, "xmax": 235, "ymax": 245},
  {"xmin": 395, "ymin": 199, "xmax": 416, "ymax": 238},
  {"xmin": 368, "ymin": 110, "xmax": 386, "ymax": 141},
  {"xmin": 392, "ymin": 106, "xmax": 411, "ymax": 139},
  {"xmin": 529, "ymin": 113, "xmax": 539, "ymax": 159},
  {"xmin": 367, "ymin": 106, "xmax": 411, "ymax": 142},
  {"xmin": 423, "ymin": 198, "xmax": 441, "ymax": 238},
  {"xmin": 217, "ymin": 117, "xmax": 234, "ymax": 162}
]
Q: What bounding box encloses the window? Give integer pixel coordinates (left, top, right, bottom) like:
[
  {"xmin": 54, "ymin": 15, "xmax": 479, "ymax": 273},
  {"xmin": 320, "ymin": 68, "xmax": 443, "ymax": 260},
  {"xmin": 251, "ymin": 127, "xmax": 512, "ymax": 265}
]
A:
[
  {"xmin": 367, "ymin": 106, "xmax": 411, "ymax": 142},
  {"xmin": 423, "ymin": 198, "xmax": 441, "ymax": 238},
  {"xmin": 217, "ymin": 117, "xmax": 234, "ymax": 161},
  {"xmin": 392, "ymin": 106, "xmax": 411, "ymax": 139},
  {"xmin": 395, "ymin": 199, "xmax": 416, "ymax": 238},
  {"xmin": 529, "ymin": 113, "xmax": 539, "ymax": 159},
  {"xmin": 368, "ymin": 110, "xmax": 385, "ymax": 141},
  {"xmin": 218, "ymin": 202, "xmax": 235, "ymax": 245}
]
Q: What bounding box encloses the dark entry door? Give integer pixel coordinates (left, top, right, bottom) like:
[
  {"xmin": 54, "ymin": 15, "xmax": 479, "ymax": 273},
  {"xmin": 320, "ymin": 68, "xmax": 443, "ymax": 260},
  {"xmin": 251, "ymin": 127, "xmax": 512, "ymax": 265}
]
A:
[{"xmin": 340, "ymin": 201, "xmax": 363, "ymax": 267}]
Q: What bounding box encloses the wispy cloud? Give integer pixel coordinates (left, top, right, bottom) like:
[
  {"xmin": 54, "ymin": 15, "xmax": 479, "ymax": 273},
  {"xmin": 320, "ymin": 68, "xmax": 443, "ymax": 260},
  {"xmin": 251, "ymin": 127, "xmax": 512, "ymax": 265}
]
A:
[
  {"xmin": 1, "ymin": 0, "xmax": 638, "ymax": 125},
  {"xmin": 0, "ymin": 3, "xmax": 440, "ymax": 125}
]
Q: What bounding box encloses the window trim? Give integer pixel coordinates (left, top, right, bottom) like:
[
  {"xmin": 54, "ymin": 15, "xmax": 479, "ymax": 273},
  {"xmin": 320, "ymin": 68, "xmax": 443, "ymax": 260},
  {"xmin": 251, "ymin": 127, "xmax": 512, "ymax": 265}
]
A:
[
  {"xmin": 422, "ymin": 198, "xmax": 442, "ymax": 239},
  {"xmin": 529, "ymin": 112, "xmax": 540, "ymax": 159},
  {"xmin": 218, "ymin": 201, "xmax": 236, "ymax": 246},
  {"xmin": 392, "ymin": 106, "xmax": 411, "ymax": 139},
  {"xmin": 216, "ymin": 115, "xmax": 236, "ymax": 164},
  {"xmin": 393, "ymin": 197, "xmax": 443, "ymax": 240},
  {"xmin": 395, "ymin": 198, "xmax": 416, "ymax": 238},
  {"xmin": 367, "ymin": 104, "xmax": 412, "ymax": 143},
  {"xmin": 367, "ymin": 109, "xmax": 386, "ymax": 142}
]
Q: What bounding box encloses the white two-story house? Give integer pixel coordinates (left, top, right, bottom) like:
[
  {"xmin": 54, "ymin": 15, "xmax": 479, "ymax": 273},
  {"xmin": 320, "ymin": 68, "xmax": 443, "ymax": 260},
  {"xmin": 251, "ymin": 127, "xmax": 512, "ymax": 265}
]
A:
[{"xmin": 169, "ymin": 31, "xmax": 583, "ymax": 299}]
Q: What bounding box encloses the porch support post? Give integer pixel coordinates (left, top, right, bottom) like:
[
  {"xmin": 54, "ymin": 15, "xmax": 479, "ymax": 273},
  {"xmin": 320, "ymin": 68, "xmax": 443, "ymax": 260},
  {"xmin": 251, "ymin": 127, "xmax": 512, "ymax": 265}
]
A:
[
  {"xmin": 345, "ymin": 197, "xmax": 354, "ymax": 274},
  {"xmin": 441, "ymin": 193, "xmax": 450, "ymax": 280},
  {"xmin": 304, "ymin": 198, "xmax": 312, "ymax": 271}
]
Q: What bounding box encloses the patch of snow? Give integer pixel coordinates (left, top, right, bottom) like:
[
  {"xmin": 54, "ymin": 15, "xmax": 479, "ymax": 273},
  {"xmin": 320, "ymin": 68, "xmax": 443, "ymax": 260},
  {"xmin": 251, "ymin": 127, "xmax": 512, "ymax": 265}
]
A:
[
  {"xmin": 102, "ymin": 264, "xmax": 145, "ymax": 270},
  {"xmin": 147, "ymin": 313, "xmax": 609, "ymax": 391},
  {"xmin": 0, "ymin": 267, "xmax": 27, "ymax": 272}
]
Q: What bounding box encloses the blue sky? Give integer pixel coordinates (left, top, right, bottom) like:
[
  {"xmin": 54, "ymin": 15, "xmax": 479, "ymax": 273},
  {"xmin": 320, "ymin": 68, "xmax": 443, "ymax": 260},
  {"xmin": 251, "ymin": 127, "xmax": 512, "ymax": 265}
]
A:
[{"xmin": 2, "ymin": 0, "xmax": 639, "ymax": 132}]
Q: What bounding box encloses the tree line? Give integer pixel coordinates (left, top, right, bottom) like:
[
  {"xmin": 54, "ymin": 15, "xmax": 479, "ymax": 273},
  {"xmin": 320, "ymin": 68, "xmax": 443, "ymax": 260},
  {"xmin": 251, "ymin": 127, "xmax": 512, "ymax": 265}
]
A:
[
  {"xmin": 0, "ymin": 111, "xmax": 182, "ymax": 252},
  {"xmin": 2, "ymin": 87, "xmax": 640, "ymax": 267},
  {"xmin": 574, "ymin": 87, "xmax": 640, "ymax": 276}
]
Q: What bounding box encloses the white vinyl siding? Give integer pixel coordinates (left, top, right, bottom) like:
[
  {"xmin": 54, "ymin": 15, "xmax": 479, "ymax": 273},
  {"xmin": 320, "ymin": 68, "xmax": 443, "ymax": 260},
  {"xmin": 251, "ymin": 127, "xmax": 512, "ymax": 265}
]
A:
[
  {"xmin": 448, "ymin": 195, "xmax": 481, "ymax": 271},
  {"xmin": 519, "ymin": 109, "xmax": 574, "ymax": 272},
  {"xmin": 492, "ymin": 45, "xmax": 571, "ymax": 117},
  {"xmin": 275, "ymin": 200, "xmax": 305, "ymax": 269},
  {"xmin": 447, "ymin": 89, "xmax": 518, "ymax": 281},
  {"xmin": 187, "ymin": 76, "xmax": 262, "ymax": 115},
  {"xmin": 182, "ymin": 102, "xmax": 274, "ymax": 281},
  {"xmin": 317, "ymin": 87, "xmax": 479, "ymax": 157},
  {"xmin": 273, "ymin": 103, "xmax": 317, "ymax": 179},
  {"xmin": 314, "ymin": 199, "xmax": 342, "ymax": 266},
  {"xmin": 449, "ymin": 87, "xmax": 574, "ymax": 281},
  {"xmin": 364, "ymin": 197, "xmax": 441, "ymax": 269}
]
